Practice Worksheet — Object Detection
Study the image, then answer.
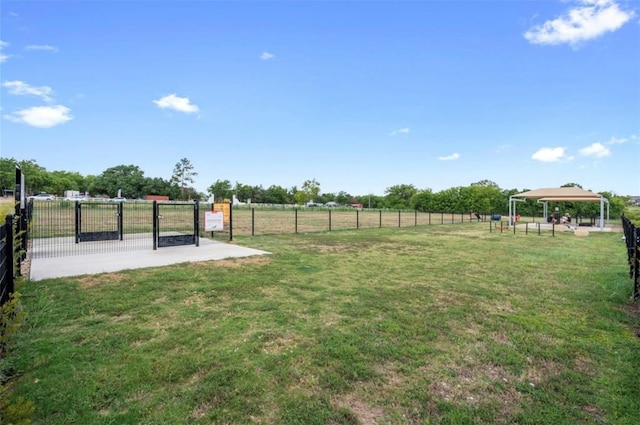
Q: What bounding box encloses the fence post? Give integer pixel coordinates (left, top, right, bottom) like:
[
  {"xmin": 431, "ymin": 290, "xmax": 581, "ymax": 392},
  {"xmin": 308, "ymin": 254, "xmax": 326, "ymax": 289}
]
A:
[
  {"xmin": 451, "ymin": 213, "xmax": 454, "ymax": 224},
  {"xmin": 229, "ymin": 201, "xmax": 233, "ymax": 241},
  {"xmin": 6, "ymin": 214, "xmax": 15, "ymax": 298},
  {"xmin": 295, "ymin": 208, "xmax": 298, "ymax": 234},
  {"xmin": 194, "ymin": 201, "xmax": 200, "ymax": 247},
  {"xmin": 356, "ymin": 209, "xmax": 359, "ymax": 229},
  {"xmin": 428, "ymin": 211, "xmax": 431, "ymax": 225},
  {"xmin": 75, "ymin": 201, "xmax": 80, "ymax": 243},
  {"xmin": 152, "ymin": 201, "xmax": 158, "ymax": 250},
  {"xmin": 398, "ymin": 211, "xmax": 401, "ymax": 228},
  {"xmin": 415, "ymin": 210, "xmax": 417, "ymax": 226},
  {"xmin": 379, "ymin": 210, "xmax": 382, "ymax": 228},
  {"xmin": 252, "ymin": 208, "xmax": 255, "ymax": 236},
  {"xmin": 118, "ymin": 201, "xmax": 124, "ymax": 241},
  {"xmin": 329, "ymin": 209, "xmax": 332, "ymax": 232}
]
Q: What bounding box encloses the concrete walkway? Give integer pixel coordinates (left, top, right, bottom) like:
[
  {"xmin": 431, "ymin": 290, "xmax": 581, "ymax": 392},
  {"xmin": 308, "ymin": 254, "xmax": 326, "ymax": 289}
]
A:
[{"xmin": 29, "ymin": 238, "xmax": 269, "ymax": 281}]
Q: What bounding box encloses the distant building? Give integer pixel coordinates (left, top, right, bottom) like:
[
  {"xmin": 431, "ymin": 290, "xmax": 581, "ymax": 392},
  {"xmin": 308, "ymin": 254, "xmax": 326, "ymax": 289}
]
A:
[{"xmin": 145, "ymin": 195, "xmax": 170, "ymax": 201}]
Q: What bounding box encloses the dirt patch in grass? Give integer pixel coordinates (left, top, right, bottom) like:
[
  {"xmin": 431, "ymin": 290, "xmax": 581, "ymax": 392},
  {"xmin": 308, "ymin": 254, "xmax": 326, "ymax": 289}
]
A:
[
  {"xmin": 522, "ymin": 358, "xmax": 565, "ymax": 386},
  {"xmin": 620, "ymin": 303, "xmax": 640, "ymax": 337},
  {"xmin": 333, "ymin": 394, "xmax": 385, "ymax": 425},
  {"xmin": 110, "ymin": 313, "xmax": 132, "ymax": 323},
  {"xmin": 77, "ymin": 272, "xmax": 128, "ymax": 288},
  {"xmin": 262, "ymin": 333, "xmax": 298, "ymax": 355},
  {"xmin": 186, "ymin": 255, "xmax": 271, "ymax": 269}
]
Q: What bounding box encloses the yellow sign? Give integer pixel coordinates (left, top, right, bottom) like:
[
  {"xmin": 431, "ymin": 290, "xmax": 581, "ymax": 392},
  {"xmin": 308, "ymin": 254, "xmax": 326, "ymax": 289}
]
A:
[{"xmin": 213, "ymin": 202, "xmax": 230, "ymax": 224}]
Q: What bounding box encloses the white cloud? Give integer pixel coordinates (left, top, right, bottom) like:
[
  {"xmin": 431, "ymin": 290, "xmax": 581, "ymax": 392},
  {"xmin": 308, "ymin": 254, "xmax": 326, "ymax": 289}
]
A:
[
  {"xmin": 390, "ymin": 127, "xmax": 410, "ymax": 136},
  {"xmin": 579, "ymin": 142, "xmax": 610, "ymax": 157},
  {"xmin": 25, "ymin": 44, "xmax": 59, "ymax": 53},
  {"xmin": 4, "ymin": 105, "xmax": 73, "ymax": 128},
  {"xmin": 2, "ymin": 80, "xmax": 55, "ymax": 102},
  {"xmin": 438, "ymin": 152, "xmax": 460, "ymax": 161},
  {"xmin": 606, "ymin": 136, "xmax": 628, "ymax": 144},
  {"xmin": 153, "ymin": 94, "xmax": 199, "ymax": 114},
  {"xmin": 531, "ymin": 147, "xmax": 568, "ymax": 162},
  {"xmin": 260, "ymin": 52, "xmax": 275, "ymax": 60},
  {"xmin": 0, "ymin": 40, "xmax": 10, "ymax": 63},
  {"xmin": 524, "ymin": 0, "xmax": 634, "ymax": 47}
]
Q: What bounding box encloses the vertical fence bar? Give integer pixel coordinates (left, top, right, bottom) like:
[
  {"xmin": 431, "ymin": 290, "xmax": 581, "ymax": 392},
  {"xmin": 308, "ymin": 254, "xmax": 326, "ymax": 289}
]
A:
[
  {"xmin": 356, "ymin": 209, "xmax": 359, "ymax": 229},
  {"xmin": 552, "ymin": 221, "xmax": 555, "ymax": 237},
  {"xmin": 500, "ymin": 221, "xmax": 504, "ymax": 233},
  {"xmin": 632, "ymin": 226, "xmax": 640, "ymax": 300},
  {"xmin": 428, "ymin": 212, "xmax": 431, "ymax": 225},
  {"xmin": 379, "ymin": 210, "xmax": 382, "ymax": 228},
  {"xmin": 526, "ymin": 222, "xmax": 529, "ymax": 235},
  {"xmin": 229, "ymin": 201, "xmax": 233, "ymax": 241},
  {"xmin": 398, "ymin": 211, "xmax": 401, "ymax": 228},
  {"xmin": 194, "ymin": 201, "xmax": 200, "ymax": 247},
  {"xmin": 441, "ymin": 212, "xmax": 444, "ymax": 224},
  {"xmin": 538, "ymin": 222, "xmax": 541, "ymax": 236},
  {"xmin": 252, "ymin": 208, "xmax": 255, "ymax": 236},
  {"xmin": 75, "ymin": 201, "xmax": 80, "ymax": 243},
  {"xmin": 5, "ymin": 214, "xmax": 15, "ymax": 299},
  {"xmin": 415, "ymin": 210, "xmax": 417, "ymax": 226},
  {"xmin": 295, "ymin": 208, "xmax": 298, "ymax": 234},
  {"xmin": 329, "ymin": 209, "xmax": 332, "ymax": 231},
  {"xmin": 451, "ymin": 213, "xmax": 454, "ymax": 224},
  {"xmin": 118, "ymin": 201, "xmax": 124, "ymax": 241},
  {"xmin": 152, "ymin": 201, "xmax": 158, "ymax": 250}
]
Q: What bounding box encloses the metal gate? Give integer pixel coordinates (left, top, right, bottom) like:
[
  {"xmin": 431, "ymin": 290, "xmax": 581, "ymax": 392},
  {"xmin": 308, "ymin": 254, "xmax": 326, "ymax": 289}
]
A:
[
  {"xmin": 76, "ymin": 201, "xmax": 123, "ymax": 242},
  {"xmin": 153, "ymin": 201, "xmax": 199, "ymax": 249}
]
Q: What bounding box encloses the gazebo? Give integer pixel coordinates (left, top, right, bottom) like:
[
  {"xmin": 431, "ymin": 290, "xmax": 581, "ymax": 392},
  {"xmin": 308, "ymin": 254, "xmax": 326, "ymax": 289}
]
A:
[{"xmin": 508, "ymin": 187, "xmax": 609, "ymax": 231}]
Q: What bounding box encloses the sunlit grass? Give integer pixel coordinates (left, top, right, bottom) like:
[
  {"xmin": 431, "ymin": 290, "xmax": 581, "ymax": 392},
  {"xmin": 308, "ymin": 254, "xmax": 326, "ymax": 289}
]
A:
[{"xmin": 8, "ymin": 224, "xmax": 640, "ymax": 424}]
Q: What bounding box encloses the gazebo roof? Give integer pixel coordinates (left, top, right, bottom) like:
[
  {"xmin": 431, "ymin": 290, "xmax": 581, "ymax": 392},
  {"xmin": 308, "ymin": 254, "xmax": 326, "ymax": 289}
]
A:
[{"xmin": 512, "ymin": 187, "xmax": 604, "ymax": 202}]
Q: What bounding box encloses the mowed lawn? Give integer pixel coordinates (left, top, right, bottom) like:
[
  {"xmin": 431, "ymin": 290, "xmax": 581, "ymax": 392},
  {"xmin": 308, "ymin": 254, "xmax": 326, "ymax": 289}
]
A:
[{"xmin": 8, "ymin": 224, "xmax": 640, "ymax": 424}]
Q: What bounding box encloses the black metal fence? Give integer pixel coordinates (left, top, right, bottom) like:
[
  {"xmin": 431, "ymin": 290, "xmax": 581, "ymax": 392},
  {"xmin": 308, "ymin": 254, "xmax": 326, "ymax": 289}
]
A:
[
  {"xmin": 621, "ymin": 214, "xmax": 639, "ymax": 300},
  {"xmin": 1, "ymin": 167, "xmax": 29, "ymax": 308},
  {"xmin": 226, "ymin": 208, "xmax": 489, "ymax": 236},
  {"xmin": 0, "ymin": 215, "xmax": 17, "ymax": 307}
]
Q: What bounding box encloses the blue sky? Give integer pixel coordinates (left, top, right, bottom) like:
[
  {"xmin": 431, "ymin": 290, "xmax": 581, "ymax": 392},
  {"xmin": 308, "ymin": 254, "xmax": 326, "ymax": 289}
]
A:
[{"xmin": 1, "ymin": 0, "xmax": 639, "ymax": 197}]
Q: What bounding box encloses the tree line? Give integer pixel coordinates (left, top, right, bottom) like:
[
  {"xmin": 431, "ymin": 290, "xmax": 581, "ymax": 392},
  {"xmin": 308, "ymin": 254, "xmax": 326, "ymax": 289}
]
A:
[{"xmin": 0, "ymin": 157, "xmax": 629, "ymax": 217}]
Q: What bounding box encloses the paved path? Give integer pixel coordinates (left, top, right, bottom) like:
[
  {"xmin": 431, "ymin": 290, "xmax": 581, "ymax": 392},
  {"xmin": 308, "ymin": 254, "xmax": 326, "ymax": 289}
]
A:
[{"xmin": 29, "ymin": 239, "xmax": 269, "ymax": 281}]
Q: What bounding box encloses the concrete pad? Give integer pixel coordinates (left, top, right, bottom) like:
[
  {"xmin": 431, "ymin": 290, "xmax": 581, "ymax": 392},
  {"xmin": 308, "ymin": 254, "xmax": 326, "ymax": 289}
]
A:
[{"xmin": 29, "ymin": 238, "xmax": 269, "ymax": 281}]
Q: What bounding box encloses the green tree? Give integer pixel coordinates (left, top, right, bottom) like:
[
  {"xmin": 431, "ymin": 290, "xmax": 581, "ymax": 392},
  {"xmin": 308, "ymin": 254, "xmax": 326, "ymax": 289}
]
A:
[
  {"xmin": 411, "ymin": 189, "xmax": 434, "ymax": 211},
  {"xmin": 207, "ymin": 179, "xmax": 233, "ymax": 202},
  {"xmin": 294, "ymin": 179, "xmax": 321, "ymax": 205},
  {"xmin": 384, "ymin": 184, "xmax": 417, "ymax": 209},
  {"xmin": 234, "ymin": 182, "xmax": 253, "ymax": 202},
  {"xmin": 90, "ymin": 165, "xmax": 146, "ymax": 198},
  {"xmin": 171, "ymin": 158, "xmax": 198, "ymax": 200},
  {"xmin": 264, "ymin": 185, "xmax": 289, "ymax": 204},
  {"xmin": 142, "ymin": 177, "xmax": 179, "ymax": 199},
  {"xmin": 48, "ymin": 170, "xmax": 87, "ymax": 196}
]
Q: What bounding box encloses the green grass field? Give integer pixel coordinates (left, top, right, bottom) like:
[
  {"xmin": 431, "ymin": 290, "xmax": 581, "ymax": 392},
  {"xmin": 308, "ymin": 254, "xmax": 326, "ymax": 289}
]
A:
[{"xmin": 6, "ymin": 224, "xmax": 640, "ymax": 424}]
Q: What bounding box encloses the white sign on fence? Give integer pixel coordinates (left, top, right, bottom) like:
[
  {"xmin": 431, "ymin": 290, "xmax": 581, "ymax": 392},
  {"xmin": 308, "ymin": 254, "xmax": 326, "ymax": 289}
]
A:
[{"xmin": 205, "ymin": 211, "xmax": 224, "ymax": 231}]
